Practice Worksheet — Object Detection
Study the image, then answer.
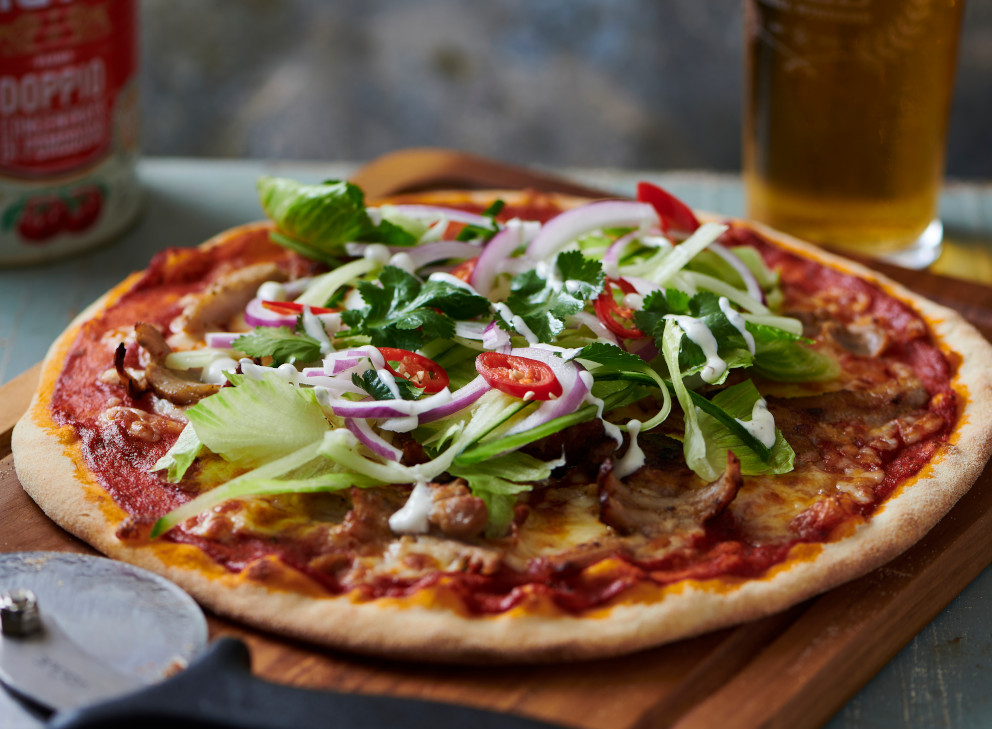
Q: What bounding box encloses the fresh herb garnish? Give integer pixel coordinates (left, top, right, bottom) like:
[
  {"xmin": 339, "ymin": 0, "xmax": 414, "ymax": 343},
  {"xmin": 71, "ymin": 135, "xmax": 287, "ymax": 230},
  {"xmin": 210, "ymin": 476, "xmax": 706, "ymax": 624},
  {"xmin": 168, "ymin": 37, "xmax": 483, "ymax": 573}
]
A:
[
  {"xmin": 456, "ymin": 199, "xmax": 505, "ymax": 242},
  {"xmin": 502, "ymin": 250, "xmax": 605, "ymax": 342},
  {"xmin": 340, "ymin": 266, "xmax": 491, "ymax": 350},
  {"xmin": 352, "ymin": 370, "xmax": 424, "ymax": 401},
  {"xmin": 233, "ymin": 326, "xmax": 322, "ymax": 365}
]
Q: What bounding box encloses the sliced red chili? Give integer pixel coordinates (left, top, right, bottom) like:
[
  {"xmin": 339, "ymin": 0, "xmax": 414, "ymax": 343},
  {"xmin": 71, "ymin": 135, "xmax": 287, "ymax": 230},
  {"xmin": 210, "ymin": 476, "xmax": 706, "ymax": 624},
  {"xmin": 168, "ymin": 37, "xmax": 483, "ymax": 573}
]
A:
[
  {"xmin": 475, "ymin": 351, "xmax": 563, "ymax": 401},
  {"xmin": 450, "ymin": 257, "xmax": 478, "ymax": 283},
  {"xmin": 377, "ymin": 347, "xmax": 449, "ymax": 394},
  {"xmin": 595, "ymin": 278, "xmax": 647, "ymax": 339},
  {"xmin": 636, "ymin": 181, "xmax": 700, "ymax": 236},
  {"xmin": 261, "ymin": 300, "xmax": 339, "ymax": 316}
]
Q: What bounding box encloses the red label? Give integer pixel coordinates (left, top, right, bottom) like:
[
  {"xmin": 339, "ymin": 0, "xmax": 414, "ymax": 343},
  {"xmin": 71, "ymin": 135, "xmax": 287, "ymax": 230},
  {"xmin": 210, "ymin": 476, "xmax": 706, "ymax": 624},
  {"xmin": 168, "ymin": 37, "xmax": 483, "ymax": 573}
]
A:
[{"xmin": 0, "ymin": 0, "xmax": 137, "ymax": 177}]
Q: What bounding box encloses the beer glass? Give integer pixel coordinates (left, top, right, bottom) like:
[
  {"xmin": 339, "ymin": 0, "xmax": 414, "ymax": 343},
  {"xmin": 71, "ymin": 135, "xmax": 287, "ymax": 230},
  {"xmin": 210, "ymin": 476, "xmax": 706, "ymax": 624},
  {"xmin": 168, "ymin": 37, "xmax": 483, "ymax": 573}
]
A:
[{"xmin": 743, "ymin": 0, "xmax": 965, "ymax": 268}]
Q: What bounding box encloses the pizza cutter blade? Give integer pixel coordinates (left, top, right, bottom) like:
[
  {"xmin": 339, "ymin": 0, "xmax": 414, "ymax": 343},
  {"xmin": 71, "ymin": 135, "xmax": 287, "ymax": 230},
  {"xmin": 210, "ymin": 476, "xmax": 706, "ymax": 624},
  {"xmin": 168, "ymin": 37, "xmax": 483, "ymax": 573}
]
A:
[{"xmin": 0, "ymin": 552, "xmax": 567, "ymax": 729}]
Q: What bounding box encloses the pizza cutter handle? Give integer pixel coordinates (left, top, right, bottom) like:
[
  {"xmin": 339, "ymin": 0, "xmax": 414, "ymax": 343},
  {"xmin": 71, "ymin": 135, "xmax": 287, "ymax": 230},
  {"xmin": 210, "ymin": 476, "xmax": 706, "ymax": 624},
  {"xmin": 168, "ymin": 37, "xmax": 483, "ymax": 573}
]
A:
[{"xmin": 47, "ymin": 637, "xmax": 566, "ymax": 729}]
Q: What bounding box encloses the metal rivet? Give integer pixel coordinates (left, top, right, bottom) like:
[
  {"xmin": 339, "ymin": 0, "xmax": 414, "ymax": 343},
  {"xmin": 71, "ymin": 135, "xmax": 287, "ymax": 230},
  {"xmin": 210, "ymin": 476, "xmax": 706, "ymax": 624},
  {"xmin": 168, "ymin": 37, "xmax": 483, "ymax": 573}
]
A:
[{"xmin": 0, "ymin": 589, "xmax": 42, "ymax": 637}]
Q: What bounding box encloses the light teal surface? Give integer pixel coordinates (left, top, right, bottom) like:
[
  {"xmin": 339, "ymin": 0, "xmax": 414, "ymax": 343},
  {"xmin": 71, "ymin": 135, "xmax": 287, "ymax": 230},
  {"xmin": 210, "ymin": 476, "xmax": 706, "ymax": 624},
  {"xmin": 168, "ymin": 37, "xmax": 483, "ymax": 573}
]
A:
[{"xmin": 1, "ymin": 158, "xmax": 990, "ymax": 729}]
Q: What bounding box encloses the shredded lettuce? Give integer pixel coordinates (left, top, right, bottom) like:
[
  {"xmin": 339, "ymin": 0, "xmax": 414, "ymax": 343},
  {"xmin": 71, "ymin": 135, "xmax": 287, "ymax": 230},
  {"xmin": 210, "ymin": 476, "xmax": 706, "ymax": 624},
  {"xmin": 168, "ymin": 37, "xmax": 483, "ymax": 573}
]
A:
[
  {"xmin": 151, "ymin": 423, "xmax": 202, "ymax": 483},
  {"xmin": 449, "ymin": 452, "xmax": 559, "ymax": 537},
  {"xmin": 186, "ymin": 372, "xmax": 329, "ymax": 468}
]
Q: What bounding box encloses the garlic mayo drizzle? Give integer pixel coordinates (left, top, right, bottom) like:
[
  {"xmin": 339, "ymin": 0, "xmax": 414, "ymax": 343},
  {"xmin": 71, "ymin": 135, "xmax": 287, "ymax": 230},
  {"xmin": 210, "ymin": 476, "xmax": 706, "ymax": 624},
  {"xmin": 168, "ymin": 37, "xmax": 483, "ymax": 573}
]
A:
[
  {"xmin": 389, "ymin": 481, "xmax": 433, "ymax": 534},
  {"xmin": 665, "ymin": 315, "xmax": 726, "ymax": 384},
  {"xmin": 718, "ymin": 296, "xmax": 755, "ymax": 354},
  {"xmin": 614, "ymin": 419, "xmax": 645, "ymax": 478},
  {"xmin": 737, "ymin": 398, "xmax": 777, "ymax": 449}
]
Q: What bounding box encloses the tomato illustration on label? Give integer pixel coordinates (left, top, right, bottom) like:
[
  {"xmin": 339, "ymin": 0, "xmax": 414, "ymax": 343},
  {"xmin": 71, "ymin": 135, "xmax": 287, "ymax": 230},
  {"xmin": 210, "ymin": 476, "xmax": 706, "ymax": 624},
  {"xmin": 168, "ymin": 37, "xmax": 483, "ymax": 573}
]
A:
[
  {"xmin": 17, "ymin": 197, "xmax": 69, "ymax": 242},
  {"xmin": 65, "ymin": 186, "xmax": 104, "ymax": 233}
]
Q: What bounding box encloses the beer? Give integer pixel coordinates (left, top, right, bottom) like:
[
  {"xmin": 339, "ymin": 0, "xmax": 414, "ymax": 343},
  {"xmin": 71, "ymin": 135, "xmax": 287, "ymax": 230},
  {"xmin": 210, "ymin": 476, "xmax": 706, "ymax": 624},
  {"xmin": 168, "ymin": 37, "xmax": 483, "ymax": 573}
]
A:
[{"xmin": 743, "ymin": 0, "xmax": 964, "ymax": 264}]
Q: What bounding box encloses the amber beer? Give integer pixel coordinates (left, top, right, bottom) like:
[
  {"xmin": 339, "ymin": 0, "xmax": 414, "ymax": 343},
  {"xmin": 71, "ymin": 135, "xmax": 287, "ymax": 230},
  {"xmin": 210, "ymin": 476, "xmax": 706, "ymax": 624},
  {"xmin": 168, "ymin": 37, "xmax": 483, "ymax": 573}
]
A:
[{"xmin": 743, "ymin": 0, "xmax": 964, "ymax": 264}]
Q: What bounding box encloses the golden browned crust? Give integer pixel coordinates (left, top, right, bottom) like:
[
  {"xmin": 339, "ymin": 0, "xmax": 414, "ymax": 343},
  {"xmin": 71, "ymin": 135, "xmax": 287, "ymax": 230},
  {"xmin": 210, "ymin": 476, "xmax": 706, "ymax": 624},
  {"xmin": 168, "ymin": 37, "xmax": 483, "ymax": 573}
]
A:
[{"xmin": 13, "ymin": 195, "xmax": 992, "ymax": 663}]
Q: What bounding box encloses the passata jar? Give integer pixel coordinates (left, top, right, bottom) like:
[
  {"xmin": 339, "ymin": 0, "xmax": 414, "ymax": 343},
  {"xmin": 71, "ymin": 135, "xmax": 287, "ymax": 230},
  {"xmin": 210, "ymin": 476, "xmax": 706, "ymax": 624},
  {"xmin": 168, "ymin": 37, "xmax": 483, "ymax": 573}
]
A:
[{"xmin": 0, "ymin": 0, "xmax": 141, "ymax": 265}]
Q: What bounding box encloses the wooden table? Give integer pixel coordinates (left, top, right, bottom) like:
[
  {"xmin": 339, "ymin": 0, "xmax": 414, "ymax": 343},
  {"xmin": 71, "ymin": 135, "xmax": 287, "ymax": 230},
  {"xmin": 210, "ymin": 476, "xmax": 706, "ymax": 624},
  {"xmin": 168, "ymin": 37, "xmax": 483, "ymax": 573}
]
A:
[{"xmin": 2, "ymin": 156, "xmax": 991, "ymax": 729}]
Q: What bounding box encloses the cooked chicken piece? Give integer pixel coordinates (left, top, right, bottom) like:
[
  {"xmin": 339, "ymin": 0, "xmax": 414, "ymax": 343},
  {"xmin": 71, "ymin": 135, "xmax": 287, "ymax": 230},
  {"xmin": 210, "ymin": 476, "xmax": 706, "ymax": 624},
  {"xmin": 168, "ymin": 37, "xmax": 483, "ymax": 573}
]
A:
[
  {"xmin": 598, "ymin": 452, "xmax": 742, "ymax": 538},
  {"xmin": 176, "ymin": 262, "xmax": 286, "ymax": 336}
]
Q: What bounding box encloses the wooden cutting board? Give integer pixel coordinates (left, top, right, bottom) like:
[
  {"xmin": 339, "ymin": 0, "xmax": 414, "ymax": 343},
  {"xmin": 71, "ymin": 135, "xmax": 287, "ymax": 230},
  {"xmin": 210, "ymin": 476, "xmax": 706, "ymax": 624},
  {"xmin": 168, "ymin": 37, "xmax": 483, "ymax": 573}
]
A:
[{"xmin": 3, "ymin": 150, "xmax": 992, "ymax": 729}]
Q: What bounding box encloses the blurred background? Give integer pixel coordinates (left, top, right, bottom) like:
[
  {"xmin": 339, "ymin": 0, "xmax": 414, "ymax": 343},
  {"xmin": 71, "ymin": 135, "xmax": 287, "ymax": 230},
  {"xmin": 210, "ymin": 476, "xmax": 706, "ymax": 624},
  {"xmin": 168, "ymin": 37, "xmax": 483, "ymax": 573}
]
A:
[{"xmin": 140, "ymin": 0, "xmax": 991, "ymax": 178}]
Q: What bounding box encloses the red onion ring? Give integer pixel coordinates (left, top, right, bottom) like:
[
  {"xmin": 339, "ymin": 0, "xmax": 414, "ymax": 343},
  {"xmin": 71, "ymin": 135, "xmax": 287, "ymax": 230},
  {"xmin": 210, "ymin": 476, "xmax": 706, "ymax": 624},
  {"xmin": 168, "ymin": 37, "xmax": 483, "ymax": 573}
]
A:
[
  {"xmin": 346, "ymin": 417, "xmax": 403, "ymax": 461},
  {"xmin": 482, "ymin": 321, "xmax": 512, "ymax": 352},
  {"xmin": 708, "ymin": 241, "xmax": 765, "ymax": 304},
  {"xmin": 244, "ymin": 298, "xmax": 297, "ymax": 329},
  {"xmin": 204, "ymin": 332, "xmax": 241, "ymax": 349},
  {"xmin": 470, "ymin": 226, "xmax": 521, "ymax": 298},
  {"xmin": 527, "ymin": 201, "xmax": 659, "ymax": 261},
  {"xmin": 418, "ymin": 375, "xmax": 491, "ymax": 424}
]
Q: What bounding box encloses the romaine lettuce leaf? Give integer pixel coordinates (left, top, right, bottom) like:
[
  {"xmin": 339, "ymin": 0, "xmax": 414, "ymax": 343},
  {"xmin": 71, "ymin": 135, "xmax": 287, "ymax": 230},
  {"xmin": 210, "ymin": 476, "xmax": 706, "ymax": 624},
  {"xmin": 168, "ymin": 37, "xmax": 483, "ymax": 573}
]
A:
[{"xmin": 186, "ymin": 372, "xmax": 329, "ymax": 468}]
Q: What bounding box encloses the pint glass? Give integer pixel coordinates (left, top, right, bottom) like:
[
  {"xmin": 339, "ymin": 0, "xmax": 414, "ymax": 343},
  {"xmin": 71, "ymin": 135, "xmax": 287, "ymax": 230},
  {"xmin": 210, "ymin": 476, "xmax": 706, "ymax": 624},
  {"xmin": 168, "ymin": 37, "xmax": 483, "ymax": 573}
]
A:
[{"xmin": 743, "ymin": 0, "xmax": 964, "ymax": 267}]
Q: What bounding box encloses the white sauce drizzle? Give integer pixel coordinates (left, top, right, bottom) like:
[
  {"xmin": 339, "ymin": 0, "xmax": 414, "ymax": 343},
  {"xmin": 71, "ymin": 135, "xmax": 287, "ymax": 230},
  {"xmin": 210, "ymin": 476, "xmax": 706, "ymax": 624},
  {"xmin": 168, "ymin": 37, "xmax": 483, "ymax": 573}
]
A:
[
  {"xmin": 256, "ymin": 281, "xmax": 286, "ymax": 301},
  {"xmin": 388, "ymin": 481, "xmax": 433, "ymax": 534},
  {"xmin": 202, "ymin": 356, "xmax": 239, "ymax": 385},
  {"xmin": 665, "ymin": 315, "xmax": 726, "ymax": 384},
  {"xmin": 579, "ymin": 370, "xmax": 622, "ymax": 444},
  {"xmin": 388, "ymin": 252, "xmax": 417, "ymax": 274},
  {"xmin": 362, "ymin": 243, "xmax": 391, "ymax": 265},
  {"xmin": 614, "ymin": 419, "xmax": 645, "ymax": 479},
  {"xmin": 376, "ymin": 368, "xmax": 402, "ymax": 399},
  {"xmin": 736, "ymin": 398, "xmax": 777, "ymax": 449},
  {"xmin": 493, "ymin": 301, "xmax": 539, "ymax": 344},
  {"xmin": 428, "ymin": 271, "xmax": 480, "ymax": 294},
  {"xmin": 719, "ymin": 296, "xmax": 755, "ymax": 354}
]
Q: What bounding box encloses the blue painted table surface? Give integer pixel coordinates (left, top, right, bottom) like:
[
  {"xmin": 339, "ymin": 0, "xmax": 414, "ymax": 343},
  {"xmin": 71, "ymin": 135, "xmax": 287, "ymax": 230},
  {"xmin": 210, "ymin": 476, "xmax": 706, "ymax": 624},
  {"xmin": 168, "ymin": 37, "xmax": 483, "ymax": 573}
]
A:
[{"xmin": 1, "ymin": 157, "xmax": 991, "ymax": 729}]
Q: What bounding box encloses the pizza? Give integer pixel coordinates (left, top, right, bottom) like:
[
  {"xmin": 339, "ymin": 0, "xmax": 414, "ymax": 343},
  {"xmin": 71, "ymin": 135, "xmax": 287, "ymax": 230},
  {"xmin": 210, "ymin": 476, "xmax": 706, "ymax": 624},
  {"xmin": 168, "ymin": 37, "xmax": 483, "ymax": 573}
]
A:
[{"xmin": 12, "ymin": 178, "xmax": 992, "ymax": 663}]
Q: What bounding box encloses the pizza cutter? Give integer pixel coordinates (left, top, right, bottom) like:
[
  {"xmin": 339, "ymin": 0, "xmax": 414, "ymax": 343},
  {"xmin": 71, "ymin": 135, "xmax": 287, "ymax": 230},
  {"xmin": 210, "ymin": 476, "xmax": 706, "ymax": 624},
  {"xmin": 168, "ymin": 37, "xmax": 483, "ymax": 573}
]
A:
[{"xmin": 0, "ymin": 552, "xmax": 564, "ymax": 729}]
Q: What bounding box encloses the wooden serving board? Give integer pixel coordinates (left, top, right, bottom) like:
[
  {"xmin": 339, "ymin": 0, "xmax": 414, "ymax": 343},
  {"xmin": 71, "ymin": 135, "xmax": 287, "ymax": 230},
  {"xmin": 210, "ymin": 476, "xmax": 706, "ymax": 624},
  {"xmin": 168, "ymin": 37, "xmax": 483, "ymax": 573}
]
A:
[{"xmin": 3, "ymin": 151, "xmax": 992, "ymax": 729}]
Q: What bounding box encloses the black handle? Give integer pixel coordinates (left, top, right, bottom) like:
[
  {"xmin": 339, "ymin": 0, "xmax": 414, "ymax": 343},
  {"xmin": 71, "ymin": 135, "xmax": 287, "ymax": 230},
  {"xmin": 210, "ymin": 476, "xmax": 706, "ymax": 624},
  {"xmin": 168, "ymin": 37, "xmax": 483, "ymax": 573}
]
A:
[{"xmin": 47, "ymin": 638, "xmax": 566, "ymax": 729}]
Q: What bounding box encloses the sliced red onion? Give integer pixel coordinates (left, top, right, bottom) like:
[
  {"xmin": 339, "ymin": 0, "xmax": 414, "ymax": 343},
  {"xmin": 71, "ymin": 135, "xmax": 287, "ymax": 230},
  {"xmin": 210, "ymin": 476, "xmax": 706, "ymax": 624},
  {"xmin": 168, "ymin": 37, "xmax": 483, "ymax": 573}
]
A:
[
  {"xmin": 708, "ymin": 241, "xmax": 765, "ymax": 304},
  {"xmin": 482, "ymin": 321, "xmax": 512, "ymax": 352},
  {"xmin": 470, "ymin": 226, "xmax": 521, "ymax": 298},
  {"xmin": 388, "ymin": 205, "xmax": 495, "ymax": 228},
  {"xmin": 327, "ymin": 399, "xmax": 412, "ymax": 419},
  {"xmin": 204, "ymin": 332, "xmax": 241, "ymax": 349},
  {"xmin": 346, "ymin": 418, "xmax": 403, "ymax": 461},
  {"xmin": 527, "ymin": 201, "xmax": 659, "ymax": 261},
  {"xmin": 418, "ymin": 375, "xmax": 491, "ymax": 424},
  {"xmin": 602, "ymin": 230, "xmax": 639, "ymax": 270},
  {"xmin": 504, "ymin": 347, "xmax": 590, "ymax": 435},
  {"xmin": 244, "ymin": 298, "xmax": 297, "ymax": 329}
]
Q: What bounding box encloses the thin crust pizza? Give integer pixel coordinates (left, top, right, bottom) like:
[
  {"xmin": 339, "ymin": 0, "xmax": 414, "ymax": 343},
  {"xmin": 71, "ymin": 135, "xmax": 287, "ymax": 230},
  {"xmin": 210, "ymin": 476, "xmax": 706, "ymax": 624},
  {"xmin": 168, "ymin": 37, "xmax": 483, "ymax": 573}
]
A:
[{"xmin": 12, "ymin": 180, "xmax": 992, "ymax": 663}]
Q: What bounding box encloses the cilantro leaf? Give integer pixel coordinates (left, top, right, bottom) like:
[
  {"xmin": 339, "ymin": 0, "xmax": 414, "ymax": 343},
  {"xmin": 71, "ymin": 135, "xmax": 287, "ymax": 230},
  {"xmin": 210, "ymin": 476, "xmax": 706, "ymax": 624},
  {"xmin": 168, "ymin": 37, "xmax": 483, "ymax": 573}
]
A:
[
  {"xmin": 233, "ymin": 326, "xmax": 322, "ymax": 365},
  {"xmin": 456, "ymin": 199, "xmax": 505, "ymax": 242},
  {"xmin": 340, "ymin": 266, "xmax": 490, "ymax": 349},
  {"xmin": 503, "ymin": 251, "xmax": 605, "ymax": 342},
  {"xmin": 352, "ymin": 370, "xmax": 423, "ymax": 401},
  {"xmin": 637, "ymin": 291, "xmax": 752, "ymax": 383}
]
